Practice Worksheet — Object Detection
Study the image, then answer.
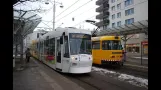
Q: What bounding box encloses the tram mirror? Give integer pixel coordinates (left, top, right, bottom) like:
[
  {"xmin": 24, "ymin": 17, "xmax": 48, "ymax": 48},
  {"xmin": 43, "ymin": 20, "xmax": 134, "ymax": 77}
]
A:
[
  {"xmin": 60, "ymin": 36, "xmax": 63, "ymax": 44},
  {"xmin": 120, "ymin": 45, "xmax": 123, "ymax": 50}
]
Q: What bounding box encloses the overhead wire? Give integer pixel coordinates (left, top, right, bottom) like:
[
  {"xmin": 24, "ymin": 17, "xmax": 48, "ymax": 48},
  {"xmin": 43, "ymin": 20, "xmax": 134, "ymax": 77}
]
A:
[
  {"xmin": 55, "ymin": 0, "xmax": 81, "ymax": 17},
  {"xmin": 45, "ymin": 0, "xmax": 82, "ymax": 25},
  {"xmin": 72, "ymin": 14, "xmax": 96, "ymax": 27},
  {"xmin": 55, "ymin": 0, "xmax": 95, "ymax": 23}
]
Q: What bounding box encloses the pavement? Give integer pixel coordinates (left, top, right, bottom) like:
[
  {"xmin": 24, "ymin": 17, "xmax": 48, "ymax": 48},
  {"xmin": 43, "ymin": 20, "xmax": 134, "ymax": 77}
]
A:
[
  {"xmin": 123, "ymin": 53, "xmax": 148, "ymax": 71},
  {"xmin": 13, "ymin": 57, "xmax": 85, "ymax": 90},
  {"xmin": 13, "ymin": 53, "xmax": 148, "ymax": 90},
  {"xmin": 13, "ymin": 57, "xmax": 147, "ymax": 90}
]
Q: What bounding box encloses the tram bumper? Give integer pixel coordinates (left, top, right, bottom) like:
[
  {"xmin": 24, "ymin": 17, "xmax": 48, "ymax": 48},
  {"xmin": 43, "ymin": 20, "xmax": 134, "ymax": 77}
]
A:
[
  {"xmin": 101, "ymin": 60, "xmax": 123, "ymax": 65},
  {"xmin": 69, "ymin": 60, "xmax": 92, "ymax": 73},
  {"xmin": 69, "ymin": 66, "xmax": 92, "ymax": 73}
]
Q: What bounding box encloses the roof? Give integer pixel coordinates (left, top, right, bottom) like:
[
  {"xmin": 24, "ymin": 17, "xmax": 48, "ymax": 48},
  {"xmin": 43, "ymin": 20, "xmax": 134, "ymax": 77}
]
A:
[
  {"xmin": 96, "ymin": 20, "xmax": 148, "ymax": 36},
  {"xmin": 13, "ymin": 9, "xmax": 42, "ymax": 44},
  {"xmin": 92, "ymin": 36, "xmax": 121, "ymax": 41},
  {"xmin": 13, "ymin": 0, "xmax": 20, "ymax": 5},
  {"xmin": 38, "ymin": 27, "xmax": 92, "ymax": 41}
]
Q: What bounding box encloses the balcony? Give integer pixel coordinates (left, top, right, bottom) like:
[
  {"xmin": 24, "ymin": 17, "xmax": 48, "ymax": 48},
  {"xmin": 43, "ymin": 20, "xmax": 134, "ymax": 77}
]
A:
[
  {"xmin": 96, "ymin": 13, "xmax": 103, "ymax": 19},
  {"xmin": 96, "ymin": 11, "xmax": 109, "ymax": 19},
  {"xmin": 96, "ymin": 0, "xmax": 109, "ymax": 5},
  {"xmin": 96, "ymin": 5, "xmax": 103, "ymax": 12},
  {"xmin": 103, "ymin": 3, "xmax": 109, "ymax": 10},
  {"xmin": 96, "ymin": 19, "xmax": 109, "ymax": 27},
  {"xmin": 103, "ymin": 11, "xmax": 109, "ymax": 17},
  {"xmin": 96, "ymin": 3, "xmax": 109, "ymax": 12}
]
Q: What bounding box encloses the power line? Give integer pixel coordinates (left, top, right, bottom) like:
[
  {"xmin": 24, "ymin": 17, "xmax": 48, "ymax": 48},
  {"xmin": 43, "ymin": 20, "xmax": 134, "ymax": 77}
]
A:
[
  {"xmin": 45, "ymin": 0, "xmax": 81, "ymax": 25},
  {"xmin": 56, "ymin": 0, "xmax": 81, "ymax": 17},
  {"xmin": 73, "ymin": 15, "xmax": 96, "ymax": 27},
  {"xmin": 73, "ymin": 6, "xmax": 96, "ymax": 18},
  {"xmin": 55, "ymin": 0, "xmax": 95, "ymax": 23}
]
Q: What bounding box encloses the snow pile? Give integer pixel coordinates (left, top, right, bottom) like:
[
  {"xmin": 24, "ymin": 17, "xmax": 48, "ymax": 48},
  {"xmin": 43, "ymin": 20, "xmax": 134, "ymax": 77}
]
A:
[
  {"xmin": 92, "ymin": 67, "xmax": 116, "ymax": 74},
  {"xmin": 118, "ymin": 74, "xmax": 148, "ymax": 89},
  {"xmin": 133, "ymin": 57, "xmax": 148, "ymax": 59},
  {"xmin": 92, "ymin": 67, "xmax": 148, "ymax": 89}
]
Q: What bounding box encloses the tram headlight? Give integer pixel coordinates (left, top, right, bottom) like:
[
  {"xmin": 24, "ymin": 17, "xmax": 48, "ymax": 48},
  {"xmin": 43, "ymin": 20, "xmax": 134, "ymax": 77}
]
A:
[{"xmin": 71, "ymin": 56, "xmax": 75, "ymax": 60}]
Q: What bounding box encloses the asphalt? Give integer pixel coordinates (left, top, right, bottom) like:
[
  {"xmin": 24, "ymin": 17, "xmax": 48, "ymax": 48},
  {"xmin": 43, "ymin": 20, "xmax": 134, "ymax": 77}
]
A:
[{"xmin": 13, "ymin": 57, "xmax": 85, "ymax": 90}]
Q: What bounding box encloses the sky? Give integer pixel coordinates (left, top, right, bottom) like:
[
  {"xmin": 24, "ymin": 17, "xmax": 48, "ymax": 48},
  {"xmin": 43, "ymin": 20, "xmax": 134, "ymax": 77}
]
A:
[{"xmin": 14, "ymin": 0, "xmax": 99, "ymax": 31}]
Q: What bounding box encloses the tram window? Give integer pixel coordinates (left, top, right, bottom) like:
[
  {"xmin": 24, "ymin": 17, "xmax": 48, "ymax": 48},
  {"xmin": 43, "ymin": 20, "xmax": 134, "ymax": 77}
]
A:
[
  {"xmin": 46, "ymin": 39, "xmax": 49, "ymax": 47},
  {"xmin": 49, "ymin": 38, "xmax": 55, "ymax": 55},
  {"xmin": 60, "ymin": 36, "xmax": 63, "ymax": 44},
  {"xmin": 92, "ymin": 41, "xmax": 100, "ymax": 49},
  {"xmin": 64, "ymin": 36, "xmax": 69, "ymax": 58},
  {"xmin": 102, "ymin": 40, "xmax": 121, "ymax": 50},
  {"xmin": 36, "ymin": 43, "xmax": 38, "ymax": 49},
  {"xmin": 44, "ymin": 39, "xmax": 50, "ymax": 55},
  {"xmin": 102, "ymin": 41, "xmax": 110, "ymax": 50}
]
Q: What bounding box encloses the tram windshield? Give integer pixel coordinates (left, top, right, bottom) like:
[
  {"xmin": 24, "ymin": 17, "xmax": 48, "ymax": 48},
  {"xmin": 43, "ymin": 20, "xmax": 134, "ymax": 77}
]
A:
[
  {"xmin": 102, "ymin": 40, "xmax": 122, "ymax": 50},
  {"xmin": 69, "ymin": 33, "xmax": 91, "ymax": 55}
]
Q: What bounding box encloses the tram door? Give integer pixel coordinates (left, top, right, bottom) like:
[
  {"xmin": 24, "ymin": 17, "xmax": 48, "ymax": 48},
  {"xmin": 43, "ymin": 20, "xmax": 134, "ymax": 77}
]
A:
[{"xmin": 56, "ymin": 37, "xmax": 62, "ymax": 71}]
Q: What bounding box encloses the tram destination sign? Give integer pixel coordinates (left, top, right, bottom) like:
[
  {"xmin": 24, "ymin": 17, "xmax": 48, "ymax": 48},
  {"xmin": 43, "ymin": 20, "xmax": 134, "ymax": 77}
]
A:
[{"xmin": 69, "ymin": 33, "xmax": 91, "ymax": 39}]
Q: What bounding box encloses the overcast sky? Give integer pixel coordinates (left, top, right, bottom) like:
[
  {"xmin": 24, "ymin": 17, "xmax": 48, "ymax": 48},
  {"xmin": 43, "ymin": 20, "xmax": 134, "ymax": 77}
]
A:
[{"xmin": 14, "ymin": 0, "xmax": 99, "ymax": 31}]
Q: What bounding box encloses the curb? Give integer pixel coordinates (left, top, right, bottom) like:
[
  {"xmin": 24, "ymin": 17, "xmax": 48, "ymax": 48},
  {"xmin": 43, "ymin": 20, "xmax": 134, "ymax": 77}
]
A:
[
  {"xmin": 124, "ymin": 63, "xmax": 148, "ymax": 71},
  {"xmin": 124, "ymin": 63, "xmax": 148, "ymax": 69}
]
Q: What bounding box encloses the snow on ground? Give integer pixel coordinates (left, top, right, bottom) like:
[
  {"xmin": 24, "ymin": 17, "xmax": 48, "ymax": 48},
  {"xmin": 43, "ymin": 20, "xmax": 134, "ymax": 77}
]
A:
[{"xmin": 92, "ymin": 67, "xmax": 148, "ymax": 89}]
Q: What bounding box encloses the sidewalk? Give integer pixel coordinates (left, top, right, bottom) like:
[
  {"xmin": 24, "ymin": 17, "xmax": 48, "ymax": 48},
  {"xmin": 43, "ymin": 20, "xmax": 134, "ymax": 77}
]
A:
[
  {"xmin": 123, "ymin": 59, "xmax": 148, "ymax": 72},
  {"xmin": 122, "ymin": 53, "xmax": 148, "ymax": 71},
  {"xmin": 13, "ymin": 57, "xmax": 85, "ymax": 90}
]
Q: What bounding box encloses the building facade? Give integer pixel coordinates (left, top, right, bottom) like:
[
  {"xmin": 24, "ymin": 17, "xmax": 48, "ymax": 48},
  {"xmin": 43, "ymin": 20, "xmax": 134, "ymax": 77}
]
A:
[
  {"xmin": 109, "ymin": 0, "xmax": 148, "ymax": 28},
  {"xmin": 95, "ymin": 0, "xmax": 148, "ymax": 54},
  {"xmin": 95, "ymin": 0, "xmax": 110, "ymax": 30}
]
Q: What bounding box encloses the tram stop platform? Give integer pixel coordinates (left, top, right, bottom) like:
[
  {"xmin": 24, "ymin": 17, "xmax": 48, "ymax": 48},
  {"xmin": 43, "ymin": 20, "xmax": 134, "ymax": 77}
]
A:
[{"xmin": 13, "ymin": 57, "xmax": 85, "ymax": 90}]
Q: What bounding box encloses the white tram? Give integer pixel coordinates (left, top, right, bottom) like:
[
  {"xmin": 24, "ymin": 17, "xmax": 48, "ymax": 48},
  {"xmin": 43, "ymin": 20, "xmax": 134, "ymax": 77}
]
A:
[{"xmin": 32, "ymin": 27, "xmax": 92, "ymax": 73}]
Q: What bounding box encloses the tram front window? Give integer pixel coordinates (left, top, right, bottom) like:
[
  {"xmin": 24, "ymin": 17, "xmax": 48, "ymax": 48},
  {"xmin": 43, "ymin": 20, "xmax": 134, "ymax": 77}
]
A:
[
  {"xmin": 102, "ymin": 40, "xmax": 122, "ymax": 50},
  {"xmin": 69, "ymin": 33, "xmax": 91, "ymax": 55}
]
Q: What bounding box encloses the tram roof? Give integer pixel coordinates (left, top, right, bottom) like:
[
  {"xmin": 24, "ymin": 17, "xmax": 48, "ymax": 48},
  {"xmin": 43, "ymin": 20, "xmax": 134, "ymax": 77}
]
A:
[
  {"xmin": 92, "ymin": 36, "xmax": 121, "ymax": 41},
  {"xmin": 37, "ymin": 27, "xmax": 92, "ymax": 41}
]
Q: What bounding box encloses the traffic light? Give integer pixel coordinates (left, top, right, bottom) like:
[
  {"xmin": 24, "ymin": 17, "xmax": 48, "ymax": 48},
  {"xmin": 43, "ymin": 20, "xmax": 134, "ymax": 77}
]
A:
[{"xmin": 72, "ymin": 17, "xmax": 74, "ymax": 21}]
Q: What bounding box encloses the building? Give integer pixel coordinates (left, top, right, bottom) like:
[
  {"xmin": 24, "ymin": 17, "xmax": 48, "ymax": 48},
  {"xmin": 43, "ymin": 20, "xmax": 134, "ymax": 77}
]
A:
[
  {"xmin": 95, "ymin": 0, "xmax": 110, "ymax": 30},
  {"xmin": 23, "ymin": 30, "xmax": 48, "ymax": 49},
  {"xmin": 108, "ymin": 0, "xmax": 148, "ymax": 28},
  {"xmin": 95, "ymin": 0, "xmax": 148, "ymax": 55}
]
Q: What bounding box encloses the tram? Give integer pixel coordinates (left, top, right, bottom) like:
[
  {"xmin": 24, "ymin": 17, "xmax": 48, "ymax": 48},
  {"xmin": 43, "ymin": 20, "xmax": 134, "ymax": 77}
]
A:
[
  {"xmin": 31, "ymin": 27, "xmax": 92, "ymax": 73},
  {"xmin": 92, "ymin": 36, "xmax": 124, "ymax": 67}
]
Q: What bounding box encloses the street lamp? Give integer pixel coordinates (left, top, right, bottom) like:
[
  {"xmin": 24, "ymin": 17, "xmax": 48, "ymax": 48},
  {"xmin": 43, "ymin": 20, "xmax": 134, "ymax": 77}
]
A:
[{"xmin": 45, "ymin": 0, "xmax": 63, "ymax": 31}]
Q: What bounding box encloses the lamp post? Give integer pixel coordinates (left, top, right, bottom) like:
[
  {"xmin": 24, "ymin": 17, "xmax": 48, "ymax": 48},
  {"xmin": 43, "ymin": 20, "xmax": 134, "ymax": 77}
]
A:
[{"xmin": 45, "ymin": 0, "xmax": 63, "ymax": 31}]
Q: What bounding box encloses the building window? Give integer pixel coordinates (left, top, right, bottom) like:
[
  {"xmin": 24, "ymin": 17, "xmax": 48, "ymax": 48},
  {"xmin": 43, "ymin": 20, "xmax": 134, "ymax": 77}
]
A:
[
  {"xmin": 125, "ymin": 18, "xmax": 134, "ymax": 25},
  {"xmin": 117, "ymin": 3, "xmax": 121, "ymax": 10},
  {"xmin": 117, "ymin": 12, "xmax": 121, "ymax": 18},
  {"xmin": 117, "ymin": 21, "xmax": 121, "ymax": 26},
  {"xmin": 112, "ymin": 14, "xmax": 115, "ymax": 19},
  {"xmin": 125, "ymin": 8, "xmax": 134, "ymax": 16},
  {"xmin": 111, "ymin": 6, "xmax": 115, "ymax": 11},
  {"xmin": 111, "ymin": 0, "xmax": 115, "ymax": 3},
  {"xmin": 125, "ymin": 0, "xmax": 133, "ymax": 7},
  {"xmin": 112, "ymin": 23, "xmax": 115, "ymax": 27}
]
